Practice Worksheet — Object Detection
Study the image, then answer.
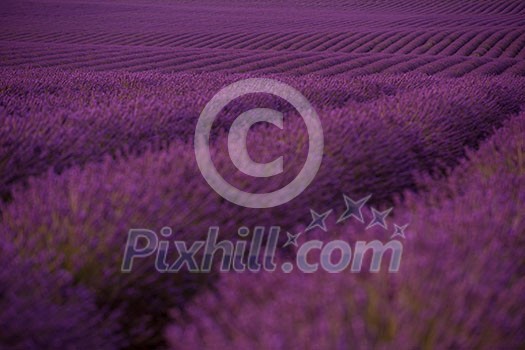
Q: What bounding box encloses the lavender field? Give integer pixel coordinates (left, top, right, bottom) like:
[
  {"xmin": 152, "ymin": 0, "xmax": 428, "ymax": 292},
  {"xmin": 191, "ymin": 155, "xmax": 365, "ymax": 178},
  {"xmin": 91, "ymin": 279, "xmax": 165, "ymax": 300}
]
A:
[{"xmin": 1, "ymin": 0, "xmax": 524, "ymax": 349}]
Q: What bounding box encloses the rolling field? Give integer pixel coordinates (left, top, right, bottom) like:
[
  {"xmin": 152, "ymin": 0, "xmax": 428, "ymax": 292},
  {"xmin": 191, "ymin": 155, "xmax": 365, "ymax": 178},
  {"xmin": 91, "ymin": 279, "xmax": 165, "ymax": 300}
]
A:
[
  {"xmin": 1, "ymin": 0, "xmax": 525, "ymax": 349},
  {"xmin": 2, "ymin": 0, "xmax": 525, "ymax": 76}
]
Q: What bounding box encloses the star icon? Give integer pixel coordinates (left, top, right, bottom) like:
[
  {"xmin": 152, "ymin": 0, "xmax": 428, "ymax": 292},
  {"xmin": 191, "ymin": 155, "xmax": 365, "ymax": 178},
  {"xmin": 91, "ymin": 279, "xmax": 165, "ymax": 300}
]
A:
[
  {"xmin": 366, "ymin": 207, "xmax": 393, "ymax": 230},
  {"xmin": 337, "ymin": 194, "xmax": 372, "ymax": 224},
  {"xmin": 283, "ymin": 231, "xmax": 302, "ymax": 248},
  {"xmin": 391, "ymin": 223, "xmax": 408, "ymax": 239},
  {"xmin": 305, "ymin": 209, "xmax": 332, "ymax": 232}
]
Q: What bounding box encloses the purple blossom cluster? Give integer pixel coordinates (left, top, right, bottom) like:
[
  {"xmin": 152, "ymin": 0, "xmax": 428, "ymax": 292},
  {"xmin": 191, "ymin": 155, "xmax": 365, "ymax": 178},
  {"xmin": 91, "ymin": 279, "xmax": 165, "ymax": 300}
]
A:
[{"xmin": 0, "ymin": 240, "xmax": 124, "ymax": 349}]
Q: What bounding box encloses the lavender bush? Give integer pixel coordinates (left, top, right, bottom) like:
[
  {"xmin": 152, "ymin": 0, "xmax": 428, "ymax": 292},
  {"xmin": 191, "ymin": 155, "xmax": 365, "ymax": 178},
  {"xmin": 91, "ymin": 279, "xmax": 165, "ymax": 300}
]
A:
[
  {"xmin": 166, "ymin": 111, "xmax": 525, "ymax": 349},
  {"xmin": 0, "ymin": 240, "xmax": 124, "ymax": 349}
]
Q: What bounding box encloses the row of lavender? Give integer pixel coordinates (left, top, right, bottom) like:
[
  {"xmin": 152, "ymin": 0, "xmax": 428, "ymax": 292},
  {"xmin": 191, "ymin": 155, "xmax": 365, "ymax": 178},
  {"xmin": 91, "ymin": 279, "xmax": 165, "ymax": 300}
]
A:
[
  {"xmin": 2, "ymin": 68, "xmax": 523, "ymax": 200},
  {"xmin": 0, "ymin": 67, "xmax": 397, "ymax": 200},
  {"xmin": 1, "ymin": 70, "xmax": 524, "ymax": 348},
  {"xmin": 2, "ymin": 44, "xmax": 524, "ymax": 77},
  {"xmin": 3, "ymin": 29, "xmax": 525, "ymax": 59},
  {"xmin": 167, "ymin": 110, "xmax": 525, "ymax": 349}
]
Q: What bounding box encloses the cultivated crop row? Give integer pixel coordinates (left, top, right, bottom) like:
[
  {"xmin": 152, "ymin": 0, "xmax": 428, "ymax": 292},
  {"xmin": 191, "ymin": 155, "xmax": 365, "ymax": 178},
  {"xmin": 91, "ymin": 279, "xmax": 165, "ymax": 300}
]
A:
[
  {"xmin": 2, "ymin": 43, "xmax": 524, "ymax": 77},
  {"xmin": 1, "ymin": 70, "xmax": 524, "ymax": 348},
  {"xmin": 166, "ymin": 109, "xmax": 525, "ymax": 350},
  {"xmin": 3, "ymin": 28, "xmax": 524, "ymax": 59}
]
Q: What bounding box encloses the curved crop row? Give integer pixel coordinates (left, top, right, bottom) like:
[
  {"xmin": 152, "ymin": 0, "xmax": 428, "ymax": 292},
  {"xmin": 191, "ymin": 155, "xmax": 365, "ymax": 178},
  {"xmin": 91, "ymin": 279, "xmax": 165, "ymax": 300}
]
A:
[
  {"xmin": 3, "ymin": 25, "xmax": 525, "ymax": 59},
  {"xmin": 2, "ymin": 42, "xmax": 525, "ymax": 77},
  {"xmin": 1, "ymin": 73, "xmax": 524, "ymax": 348},
  {"xmin": 0, "ymin": 68, "xmax": 413, "ymax": 199},
  {"xmin": 166, "ymin": 109, "xmax": 525, "ymax": 350}
]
